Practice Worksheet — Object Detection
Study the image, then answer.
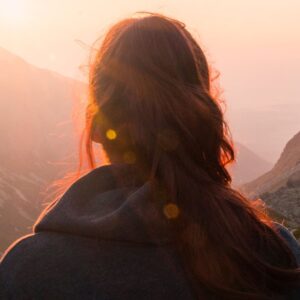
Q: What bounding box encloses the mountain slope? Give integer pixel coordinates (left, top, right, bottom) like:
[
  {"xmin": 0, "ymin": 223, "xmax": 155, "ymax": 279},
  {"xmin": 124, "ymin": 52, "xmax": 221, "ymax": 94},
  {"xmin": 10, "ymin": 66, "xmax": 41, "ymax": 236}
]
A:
[
  {"xmin": 243, "ymin": 131, "xmax": 300, "ymax": 197},
  {"xmin": 242, "ymin": 131, "xmax": 300, "ymax": 233},
  {"xmin": 229, "ymin": 143, "xmax": 272, "ymax": 186},
  {"xmin": 0, "ymin": 47, "xmax": 84, "ymax": 253}
]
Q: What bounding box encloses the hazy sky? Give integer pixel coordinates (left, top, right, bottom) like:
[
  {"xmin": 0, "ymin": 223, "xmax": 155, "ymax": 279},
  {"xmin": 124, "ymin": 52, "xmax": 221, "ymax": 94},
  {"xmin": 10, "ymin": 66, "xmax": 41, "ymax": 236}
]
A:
[{"xmin": 1, "ymin": 0, "xmax": 300, "ymax": 162}]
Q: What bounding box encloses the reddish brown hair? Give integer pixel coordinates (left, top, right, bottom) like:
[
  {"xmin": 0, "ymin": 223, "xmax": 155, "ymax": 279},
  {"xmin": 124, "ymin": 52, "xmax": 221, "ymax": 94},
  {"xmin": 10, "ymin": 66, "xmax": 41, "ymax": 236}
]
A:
[{"xmin": 84, "ymin": 13, "xmax": 299, "ymax": 299}]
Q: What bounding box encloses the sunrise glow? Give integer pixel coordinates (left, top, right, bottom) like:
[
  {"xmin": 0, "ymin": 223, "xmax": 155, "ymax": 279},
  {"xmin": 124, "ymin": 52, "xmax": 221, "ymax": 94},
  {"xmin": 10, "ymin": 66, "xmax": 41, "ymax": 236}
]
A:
[{"xmin": 0, "ymin": 0, "xmax": 27, "ymax": 25}]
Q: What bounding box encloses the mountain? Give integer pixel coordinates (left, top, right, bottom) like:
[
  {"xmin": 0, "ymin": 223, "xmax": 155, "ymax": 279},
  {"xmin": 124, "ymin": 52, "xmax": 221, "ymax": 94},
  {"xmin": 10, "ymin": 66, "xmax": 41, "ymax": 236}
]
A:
[
  {"xmin": 243, "ymin": 131, "xmax": 300, "ymax": 197},
  {"xmin": 0, "ymin": 47, "xmax": 84, "ymax": 253},
  {"xmin": 0, "ymin": 47, "xmax": 277, "ymax": 254},
  {"xmin": 229, "ymin": 143, "xmax": 272, "ymax": 186},
  {"xmin": 0, "ymin": 47, "xmax": 83, "ymax": 173},
  {"xmin": 242, "ymin": 131, "xmax": 300, "ymax": 234}
]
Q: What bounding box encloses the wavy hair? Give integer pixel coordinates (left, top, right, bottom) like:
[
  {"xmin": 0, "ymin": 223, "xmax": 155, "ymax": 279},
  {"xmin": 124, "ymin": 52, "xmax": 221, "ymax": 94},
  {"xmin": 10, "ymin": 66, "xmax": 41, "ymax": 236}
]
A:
[{"xmin": 83, "ymin": 13, "xmax": 300, "ymax": 299}]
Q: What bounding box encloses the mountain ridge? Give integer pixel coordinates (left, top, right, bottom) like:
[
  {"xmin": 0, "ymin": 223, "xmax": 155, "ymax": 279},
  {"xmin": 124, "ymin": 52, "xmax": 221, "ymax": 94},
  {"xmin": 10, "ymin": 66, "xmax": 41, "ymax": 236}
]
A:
[
  {"xmin": 0, "ymin": 46, "xmax": 85, "ymax": 253},
  {"xmin": 242, "ymin": 131, "xmax": 300, "ymax": 237},
  {"xmin": 243, "ymin": 131, "xmax": 300, "ymax": 197}
]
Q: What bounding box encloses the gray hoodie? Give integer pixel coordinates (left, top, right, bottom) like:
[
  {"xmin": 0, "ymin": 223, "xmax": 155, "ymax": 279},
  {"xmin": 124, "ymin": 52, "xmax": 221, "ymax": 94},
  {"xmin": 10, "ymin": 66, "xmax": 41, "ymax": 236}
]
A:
[{"xmin": 1, "ymin": 163, "xmax": 299, "ymax": 299}]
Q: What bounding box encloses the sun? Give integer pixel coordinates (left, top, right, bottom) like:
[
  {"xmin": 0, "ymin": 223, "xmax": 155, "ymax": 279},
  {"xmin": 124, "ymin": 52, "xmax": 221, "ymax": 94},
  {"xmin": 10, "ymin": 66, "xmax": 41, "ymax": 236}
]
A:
[{"xmin": 0, "ymin": 0, "xmax": 27, "ymax": 25}]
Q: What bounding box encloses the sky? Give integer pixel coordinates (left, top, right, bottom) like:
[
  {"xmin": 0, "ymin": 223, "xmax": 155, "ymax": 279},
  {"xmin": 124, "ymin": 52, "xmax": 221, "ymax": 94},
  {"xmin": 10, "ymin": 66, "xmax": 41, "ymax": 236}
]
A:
[{"xmin": 0, "ymin": 0, "xmax": 300, "ymax": 162}]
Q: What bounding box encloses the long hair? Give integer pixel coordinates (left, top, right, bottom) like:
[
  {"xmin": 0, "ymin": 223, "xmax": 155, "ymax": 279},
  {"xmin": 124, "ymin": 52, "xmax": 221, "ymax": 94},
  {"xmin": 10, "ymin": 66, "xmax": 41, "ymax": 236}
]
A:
[{"xmin": 84, "ymin": 13, "xmax": 300, "ymax": 299}]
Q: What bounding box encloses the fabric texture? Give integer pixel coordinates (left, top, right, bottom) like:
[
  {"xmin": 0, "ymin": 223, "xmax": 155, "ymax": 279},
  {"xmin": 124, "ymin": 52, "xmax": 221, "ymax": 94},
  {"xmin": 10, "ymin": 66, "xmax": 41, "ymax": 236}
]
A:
[{"xmin": 0, "ymin": 163, "xmax": 300, "ymax": 299}]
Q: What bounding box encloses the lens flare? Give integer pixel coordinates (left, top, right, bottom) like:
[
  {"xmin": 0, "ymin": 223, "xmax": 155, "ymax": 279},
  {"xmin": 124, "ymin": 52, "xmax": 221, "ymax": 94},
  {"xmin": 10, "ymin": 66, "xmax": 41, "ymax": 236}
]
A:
[
  {"xmin": 105, "ymin": 129, "xmax": 117, "ymax": 140},
  {"xmin": 163, "ymin": 203, "xmax": 180, "ymax": 219}
]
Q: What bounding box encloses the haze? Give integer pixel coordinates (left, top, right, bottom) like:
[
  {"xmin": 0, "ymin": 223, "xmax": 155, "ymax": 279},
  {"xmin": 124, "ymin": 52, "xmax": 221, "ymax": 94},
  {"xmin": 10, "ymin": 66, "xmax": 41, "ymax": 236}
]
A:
[{"xmin": 1, "ymin": 0, "xmax": 300, "ymax": 162}]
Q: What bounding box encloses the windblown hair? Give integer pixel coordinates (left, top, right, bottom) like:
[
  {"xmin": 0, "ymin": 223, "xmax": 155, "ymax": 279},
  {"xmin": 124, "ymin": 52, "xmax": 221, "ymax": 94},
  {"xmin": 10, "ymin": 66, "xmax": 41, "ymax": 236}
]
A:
[{"xmin": 84, "ymin": 13, "xmax": 300, "ymax": 299}]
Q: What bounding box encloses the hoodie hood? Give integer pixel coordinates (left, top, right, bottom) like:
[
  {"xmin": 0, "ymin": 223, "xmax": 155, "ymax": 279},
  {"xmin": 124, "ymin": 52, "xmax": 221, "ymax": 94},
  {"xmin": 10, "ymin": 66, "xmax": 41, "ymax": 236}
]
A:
[{"xmin": 34, "ymin": 164, "xmax": 176, "ymax": 245}]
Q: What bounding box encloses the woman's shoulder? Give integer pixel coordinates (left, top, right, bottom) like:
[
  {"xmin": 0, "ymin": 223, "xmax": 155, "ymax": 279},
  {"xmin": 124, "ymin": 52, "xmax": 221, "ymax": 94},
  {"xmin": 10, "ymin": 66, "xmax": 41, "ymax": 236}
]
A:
[
  {"xmin": 0, "ymin": 231, "xmax": 98, "ymax": 272},
  {"xmin": 273, "ymin": 222, "xmax": 300, "ymax": 266},
  {"xmin": 0, "ymin": 231, "xmax": 193, "ymax": 300},
  {"xmin": 0, "ymin": 234, "xmax": 38, "ymax": 298},
  {"xmin": 0, "ymin": 233, "xmax": 57, "ymax": 277},
  {"xmin": 0, "ymin": 232, "xmax": 102, "ymax": 298},
  {"xmin": 1, "ymin": 233, "xmax": 37, "ymax": 268}
]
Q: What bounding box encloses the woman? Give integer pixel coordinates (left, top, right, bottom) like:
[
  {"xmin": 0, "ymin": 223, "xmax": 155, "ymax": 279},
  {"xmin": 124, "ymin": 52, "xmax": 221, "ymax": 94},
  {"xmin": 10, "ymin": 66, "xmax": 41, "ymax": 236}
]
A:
[{"xmin": 1, "ymin": 13, "xmax": 300, "ymax": 300}]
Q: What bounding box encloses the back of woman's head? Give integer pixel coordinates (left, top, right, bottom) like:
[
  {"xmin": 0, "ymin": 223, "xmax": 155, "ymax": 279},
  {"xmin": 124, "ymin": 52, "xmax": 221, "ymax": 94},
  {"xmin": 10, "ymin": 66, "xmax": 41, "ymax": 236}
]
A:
[{"xmin": 85, "ymin": 13, "xmax": 300, "ymax": 299}]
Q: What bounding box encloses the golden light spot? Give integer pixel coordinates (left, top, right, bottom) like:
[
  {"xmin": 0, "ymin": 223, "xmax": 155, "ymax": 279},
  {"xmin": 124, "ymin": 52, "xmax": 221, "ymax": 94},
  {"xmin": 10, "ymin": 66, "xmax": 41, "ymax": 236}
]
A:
[
  {"xmin": 163, "ymin": 203, "xmax": 180, "ymax": 219},
  {"xmin": 106, "ymin": 129, "xmax": 117, "ymax": 140},
  {"xmin": 123, "ymin": 151, "xmax": 136, "ymax": 164}
]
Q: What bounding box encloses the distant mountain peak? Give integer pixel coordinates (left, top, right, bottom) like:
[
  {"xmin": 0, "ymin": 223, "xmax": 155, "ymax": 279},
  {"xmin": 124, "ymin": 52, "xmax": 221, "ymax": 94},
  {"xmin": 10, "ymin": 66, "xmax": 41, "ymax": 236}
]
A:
[
  {"xmin": 230, "ymin": 142, "xmax": 272, "ymax": 186},
  {"xmin": 242, "ymin": 130, "xmax": 300, "ymax": 197}
]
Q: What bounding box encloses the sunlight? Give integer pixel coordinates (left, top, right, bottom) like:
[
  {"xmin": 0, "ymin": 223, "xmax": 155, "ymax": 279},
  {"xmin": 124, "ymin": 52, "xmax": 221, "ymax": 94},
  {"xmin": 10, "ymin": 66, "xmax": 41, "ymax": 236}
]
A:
[{"xmin": 0, "ymin": 0, "xmax": 27, "ymax": 25}]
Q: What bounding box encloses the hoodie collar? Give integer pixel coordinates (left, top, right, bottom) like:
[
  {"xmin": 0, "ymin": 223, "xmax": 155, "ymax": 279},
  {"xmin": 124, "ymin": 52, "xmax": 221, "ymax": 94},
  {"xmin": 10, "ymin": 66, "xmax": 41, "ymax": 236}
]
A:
[{"xmin": 34, "ymin": 164, "xmax": 176, "ymax": 245}]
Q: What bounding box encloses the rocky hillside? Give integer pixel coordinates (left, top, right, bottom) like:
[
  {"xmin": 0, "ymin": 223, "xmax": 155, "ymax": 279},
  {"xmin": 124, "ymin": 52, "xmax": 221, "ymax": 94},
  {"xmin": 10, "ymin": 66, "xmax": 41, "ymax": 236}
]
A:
[
  {"xmin": 243, "ymin": 131, "xmax": 300, "ymax": 197},
  {"xmin": 0, "ymin": 167, "xmax": 44, "ymax": 250},
  {"xmin": 242, "ymin": 131, "xmax": 300, "ymax": 236},
  {"xmin": 0, "ymin": 47, "xmax": 84, "ymax": 253}
]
